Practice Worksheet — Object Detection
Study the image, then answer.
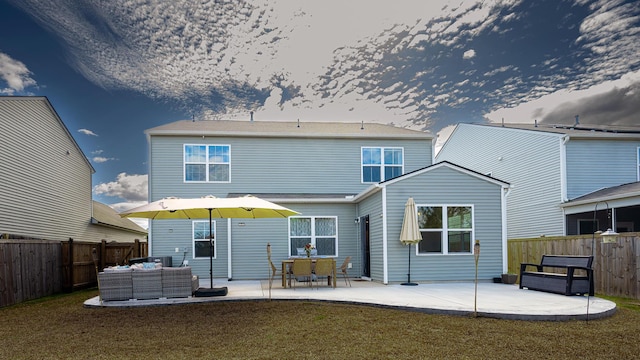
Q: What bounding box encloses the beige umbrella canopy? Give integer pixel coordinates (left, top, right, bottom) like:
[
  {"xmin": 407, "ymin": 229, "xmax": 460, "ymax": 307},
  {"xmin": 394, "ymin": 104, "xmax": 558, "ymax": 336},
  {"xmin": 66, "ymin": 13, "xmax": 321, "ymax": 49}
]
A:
[
  {"xmin": 120, "ymin": 195, "xmax": 299, "ymax": 288},
  {"xmin": 399, "ymin": 197, "xmax": 422, "ymax": 286},
  {"xmin": 119, "ymin": 195, "xmax": 299, "ymax": 220}
]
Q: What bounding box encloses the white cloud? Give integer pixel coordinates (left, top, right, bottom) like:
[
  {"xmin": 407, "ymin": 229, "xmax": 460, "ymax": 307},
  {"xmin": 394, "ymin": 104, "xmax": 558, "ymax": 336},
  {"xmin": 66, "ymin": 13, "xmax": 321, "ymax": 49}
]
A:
[
  {"xmin": 0, "ymin": 52, "xmax": 36, "ymax": 94},
  {"xmin": 93, "ymin": 173, "xmax": 148, "ymax": 202},
  {"xmin": 78, "ymin": 128, "xmax": 98, "ymax": 136},
  {"xmin": 485, "ymin": 69, "xmax": 640, "ymax": 125},
  {"xmin": 463, "ymin": 49, "xmax": 476, "ymax": 59},
  {"xmin": 92, "ymin": 156, "xmax": 116, "ymax": 163}
]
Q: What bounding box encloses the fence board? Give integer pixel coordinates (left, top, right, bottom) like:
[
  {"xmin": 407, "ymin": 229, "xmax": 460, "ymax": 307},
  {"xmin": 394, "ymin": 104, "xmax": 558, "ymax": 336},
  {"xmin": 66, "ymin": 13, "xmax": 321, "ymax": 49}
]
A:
[
  {"xmin": 1, "ymin": 238, "xmax": 146, "ymax": 307},
  {"xmin": 508, "ymin": 233, "xmax": 640, "ymax": 299}
]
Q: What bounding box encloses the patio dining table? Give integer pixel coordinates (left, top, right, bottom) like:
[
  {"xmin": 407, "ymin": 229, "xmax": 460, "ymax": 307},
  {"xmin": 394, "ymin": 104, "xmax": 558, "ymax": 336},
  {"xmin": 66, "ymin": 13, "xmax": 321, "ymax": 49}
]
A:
[{"xmin": 281, "ymin": 258, "xmax": 337, "ymax": 288}]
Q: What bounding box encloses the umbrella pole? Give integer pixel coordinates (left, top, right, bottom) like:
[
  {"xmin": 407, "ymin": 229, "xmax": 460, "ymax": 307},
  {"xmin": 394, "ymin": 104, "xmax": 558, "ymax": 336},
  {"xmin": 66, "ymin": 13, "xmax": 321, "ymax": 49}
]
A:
[
  {"xmin": 401, "ymin": 244, "xmax": 418, "ymax": 286},
  {"xmin": 209, "ymin": 209, "xmax": 213, "ymax": 289}
]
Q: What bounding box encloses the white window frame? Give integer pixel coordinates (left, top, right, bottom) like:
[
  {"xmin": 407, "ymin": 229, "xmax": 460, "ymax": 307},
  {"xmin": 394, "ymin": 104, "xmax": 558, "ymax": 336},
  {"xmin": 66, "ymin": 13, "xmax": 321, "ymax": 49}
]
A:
[
  {"xmin": 361, "ymin": 146, "xmax": 404, "ymax": 183},
  {"xmin": 288, "ymin": 216, "xmax": 338, "ymax": 257},
  {"xmin": 193, "ymin": 220, "xmax": 216, "ymax": 259},
  {"xmin": 183, "ymin": 144, "xmax": 231, "ymax": 183},
  {"xmin": 416, "ymin": 204, "xmax": 475, "ymax": 255}
]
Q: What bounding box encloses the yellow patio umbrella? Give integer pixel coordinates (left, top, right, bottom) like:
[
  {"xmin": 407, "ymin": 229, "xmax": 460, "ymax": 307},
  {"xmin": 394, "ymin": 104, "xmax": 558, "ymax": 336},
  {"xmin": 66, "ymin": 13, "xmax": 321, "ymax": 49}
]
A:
[
  {"xmin": 120, "ymin": 195, "xmax": 299, "ymax": 289},
  {"xmin": 399, "ymin": 197, "xmax": 422, "ymax": 286}
]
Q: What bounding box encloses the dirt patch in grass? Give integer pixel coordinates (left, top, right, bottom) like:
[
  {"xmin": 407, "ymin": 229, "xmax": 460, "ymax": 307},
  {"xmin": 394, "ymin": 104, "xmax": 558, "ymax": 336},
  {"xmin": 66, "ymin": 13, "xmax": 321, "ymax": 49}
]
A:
[{"xmin": 1, "ymin": 289, "xmax": 639, "ymax": 359}]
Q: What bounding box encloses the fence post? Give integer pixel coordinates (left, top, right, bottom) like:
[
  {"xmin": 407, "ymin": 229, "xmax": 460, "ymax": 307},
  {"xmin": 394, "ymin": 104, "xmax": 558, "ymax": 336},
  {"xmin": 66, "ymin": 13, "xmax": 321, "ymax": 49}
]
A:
[
  {"xmin": 100, "ymin": 240, "xmax": 106, "ymax": 269},
  {"xmin": 63, "ymin": 238, "xmax": 74, "ymax": 293},
  {"xmin": 134, "ymin": 239, "xmax": 140, "ymax": 258}
]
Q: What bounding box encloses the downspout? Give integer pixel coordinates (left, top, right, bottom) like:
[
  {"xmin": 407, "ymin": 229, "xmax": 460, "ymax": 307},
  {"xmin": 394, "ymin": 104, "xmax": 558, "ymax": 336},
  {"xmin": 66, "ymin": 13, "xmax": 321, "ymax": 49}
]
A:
[
  {"xmin": 560, "ymin": 135, "xmax": 569, "ymax": 203},
  {"xmin": 502, "ymin": 185, "xmax": 511, "ymax": 273},
  {"xmin": 227, "ymin": 218, "xmax": 232, "ymax": 280},
  {"xmin": 381, "ymin": 185, "xmax": 389, "ymax": 284},
  {"xmin": 560, "ymin": 135, "xmax": 569, "ymax": 235}
]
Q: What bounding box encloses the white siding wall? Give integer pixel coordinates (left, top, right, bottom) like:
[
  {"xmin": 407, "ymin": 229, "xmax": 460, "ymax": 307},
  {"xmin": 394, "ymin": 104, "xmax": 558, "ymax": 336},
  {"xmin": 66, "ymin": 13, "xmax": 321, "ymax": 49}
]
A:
[
  {"xmin": 436, "ymin": 124, "xmax": 564, "ymax": 238},
  {"xmin": 0, "ymin": 98, "xmax": 95, "ymax": 242}
]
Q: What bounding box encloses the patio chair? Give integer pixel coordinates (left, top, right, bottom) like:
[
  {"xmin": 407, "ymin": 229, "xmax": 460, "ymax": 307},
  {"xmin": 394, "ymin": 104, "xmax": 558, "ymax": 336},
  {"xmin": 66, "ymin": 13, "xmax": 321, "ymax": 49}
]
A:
[
  {"xmin": 313, "ymin": 258, "xmax": 334, "ymax": 289},
  {"xmin": 291, "ymin": 258, "xmax": 313, "ymax": 289},
  {"xmin": 339, "ymin": 256, "xmax": 352, "ymax": 287}
]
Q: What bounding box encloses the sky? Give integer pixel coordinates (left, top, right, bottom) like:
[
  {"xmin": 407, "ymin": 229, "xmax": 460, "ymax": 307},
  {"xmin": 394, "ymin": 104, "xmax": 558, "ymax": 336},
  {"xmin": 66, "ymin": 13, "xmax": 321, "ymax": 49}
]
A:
[{"xmin": 1, "ymin": 0, "xmax": 640, "ymax": 215}]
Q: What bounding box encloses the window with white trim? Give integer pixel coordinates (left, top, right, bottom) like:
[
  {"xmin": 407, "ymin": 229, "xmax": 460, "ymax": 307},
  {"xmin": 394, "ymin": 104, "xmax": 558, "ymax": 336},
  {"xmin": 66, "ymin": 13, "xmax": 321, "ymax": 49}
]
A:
[
  {"xmin": 417, "ymin": 205, "xmax": 473, "ymax": 254},
  {"xmin": 193, "ymin": 221, "xmax": 216, "ymax": 259},
  {"xmin": 184, "ymin": 144, "xmax": 230, "ymax": 182},
  {"xmin": 289, "ymin": 216, "xmax": 337, "ymax": 257},
  {"xmin": 361, "ymin": 147, "xmax": 403, "ymax": 183}
]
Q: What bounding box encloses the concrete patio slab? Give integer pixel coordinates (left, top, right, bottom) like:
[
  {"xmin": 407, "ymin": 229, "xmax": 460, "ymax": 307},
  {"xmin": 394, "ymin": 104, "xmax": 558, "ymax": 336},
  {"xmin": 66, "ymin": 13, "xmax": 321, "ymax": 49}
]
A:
[{"xmin": 84, "ymin": 279, "xmax": 617, "ymax": 321}]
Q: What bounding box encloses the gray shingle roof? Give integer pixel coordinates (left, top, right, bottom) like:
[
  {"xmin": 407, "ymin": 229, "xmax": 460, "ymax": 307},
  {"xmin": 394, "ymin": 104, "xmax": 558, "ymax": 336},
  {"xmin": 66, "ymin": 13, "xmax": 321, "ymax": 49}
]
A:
[
  {"xmin": 92, "ymin": 201, "xmax": 147, "ymax": 234},
  {"xmin": 146, "ymin": 119, "xmax": 433, "ymax": 139},
  {"xmin": 482, "ymin": 122, "xmax": 640, "ymax": 140}
]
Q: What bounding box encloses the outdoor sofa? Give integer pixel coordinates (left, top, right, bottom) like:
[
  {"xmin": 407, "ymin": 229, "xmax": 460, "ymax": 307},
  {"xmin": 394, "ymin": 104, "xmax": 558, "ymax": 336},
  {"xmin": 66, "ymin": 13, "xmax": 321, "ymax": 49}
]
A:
[{"xmin": 98, "ymin": 264, "xmax": 199, "ymax": 301}]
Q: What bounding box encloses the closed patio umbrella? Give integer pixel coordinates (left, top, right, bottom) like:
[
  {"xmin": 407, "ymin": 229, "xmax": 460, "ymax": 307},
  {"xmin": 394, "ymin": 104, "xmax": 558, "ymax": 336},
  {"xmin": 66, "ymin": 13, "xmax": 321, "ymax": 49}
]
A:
[
  {"xmin": 399, "ymin": 197, "xmax": 422, "ymax": 286},
  {"xmin": 120, "ymin": 195, "xmax": 299, "ymax": 289}
]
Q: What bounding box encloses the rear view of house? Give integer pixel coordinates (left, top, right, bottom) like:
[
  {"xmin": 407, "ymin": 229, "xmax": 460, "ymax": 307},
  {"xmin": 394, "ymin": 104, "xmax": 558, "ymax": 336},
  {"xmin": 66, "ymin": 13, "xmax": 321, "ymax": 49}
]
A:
[{"xmin": 145, "ymin": 119, "xmax": 509, "ymax": 283}]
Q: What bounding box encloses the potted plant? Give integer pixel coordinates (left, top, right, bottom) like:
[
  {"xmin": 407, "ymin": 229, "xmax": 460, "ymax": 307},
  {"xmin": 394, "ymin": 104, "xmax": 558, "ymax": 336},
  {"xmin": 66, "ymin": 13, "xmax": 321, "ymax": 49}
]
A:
[{"xmin": 501, "ymin": 273, "xmax": 518, "ymax": 284}]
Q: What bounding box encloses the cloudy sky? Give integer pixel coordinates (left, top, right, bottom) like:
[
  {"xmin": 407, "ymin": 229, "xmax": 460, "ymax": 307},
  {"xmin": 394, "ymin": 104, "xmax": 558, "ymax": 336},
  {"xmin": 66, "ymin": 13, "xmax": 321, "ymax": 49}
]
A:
[{"xmin": 1, "ymin": 0, "xmax": 639, "ymax": 213}]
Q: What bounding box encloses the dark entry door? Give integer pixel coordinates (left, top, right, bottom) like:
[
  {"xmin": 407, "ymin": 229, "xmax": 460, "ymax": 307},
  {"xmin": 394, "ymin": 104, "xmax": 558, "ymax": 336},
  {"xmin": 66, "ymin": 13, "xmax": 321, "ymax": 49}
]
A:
[{"xmin": 360, "ymin": 215, "xmax": 370, "ymax": 278}]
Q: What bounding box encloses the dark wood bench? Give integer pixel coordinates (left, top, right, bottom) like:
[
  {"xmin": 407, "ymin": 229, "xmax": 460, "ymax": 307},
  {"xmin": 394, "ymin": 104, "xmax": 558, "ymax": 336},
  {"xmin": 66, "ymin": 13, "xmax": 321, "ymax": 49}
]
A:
[{"xmin": 519, "ymin": 255, "xmax": 594, "ymax": 296}]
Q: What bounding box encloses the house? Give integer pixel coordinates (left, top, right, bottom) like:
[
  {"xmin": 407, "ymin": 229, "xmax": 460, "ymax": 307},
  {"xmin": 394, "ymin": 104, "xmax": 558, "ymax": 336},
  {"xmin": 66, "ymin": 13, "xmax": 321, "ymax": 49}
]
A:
[
  {"xmin": 436, "ymin": 122, "xmax": 640, "ymax": 238},
  {"xmin": 145, "ymin": 119, "xmax": 510, "ymax": 283},
  {"xmin": 91, "ymin": 200, "xmax": 147, "ymax": 242},
  {"xmin": 0, "ymin": 96, "xmax": 146, "ymax": 243}
]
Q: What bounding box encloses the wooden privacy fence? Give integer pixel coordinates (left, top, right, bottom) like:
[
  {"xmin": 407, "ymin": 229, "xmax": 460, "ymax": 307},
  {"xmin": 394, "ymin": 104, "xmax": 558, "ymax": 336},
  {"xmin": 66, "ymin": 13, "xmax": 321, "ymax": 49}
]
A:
[
  {"xmin": 1, "ymin": 238, "xmax": 147, "ymax": 307},
  {"xmin": 508, "ymin": 232, "xmax": 640, "ymax": 299}
]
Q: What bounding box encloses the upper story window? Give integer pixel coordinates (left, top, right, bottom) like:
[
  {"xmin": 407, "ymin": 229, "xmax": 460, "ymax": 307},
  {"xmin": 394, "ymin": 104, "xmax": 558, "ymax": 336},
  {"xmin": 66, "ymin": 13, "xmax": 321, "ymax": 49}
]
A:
[
  {"xmin": 361, "ymin": 147, "xmax": 404, "ymax": 183},
  {"xmin": 417, "ymin": 205, "xmax": 474, "ymax": 255},
  {"xmin": 289, "ymin": 216, "xmax": 337, "ymax": 257},
  {"xmin": 184, "ymin": 144, "xmax": 230, "ymax": 182},
  {"xmin": 193, "ymin": 220, "xmax": 216, "ymax": 259},
  {"xmin": 637, "ymin": 147, "xmax": 639, "ymax": 181}
]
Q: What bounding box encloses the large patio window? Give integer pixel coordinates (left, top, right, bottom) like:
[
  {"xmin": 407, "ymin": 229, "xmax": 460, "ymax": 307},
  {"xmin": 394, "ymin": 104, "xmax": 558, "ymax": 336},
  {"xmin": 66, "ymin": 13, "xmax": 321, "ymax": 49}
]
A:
[
  {"xmin": 361, "ymin": 147, "xmax": 403, "ymax": 183},
  {"xmin": 417, "ymin": 205, "xmax": 473, "ymax": 254},
  {"xmin": 193, "ymin": 221, "xmax": 216, "ymax": 259},
  {"xmin": 289, "ymin": 216, "xmax": 337, "ymax": 257},
  {"xmin": 184, "ymin": 144, "xmax": 230, "ymax": 182}
]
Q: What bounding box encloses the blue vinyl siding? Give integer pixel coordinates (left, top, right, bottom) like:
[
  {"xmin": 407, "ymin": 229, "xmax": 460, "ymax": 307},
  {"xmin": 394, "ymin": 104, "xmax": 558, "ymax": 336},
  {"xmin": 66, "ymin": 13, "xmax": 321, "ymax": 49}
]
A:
[
  {"xmin": 566, "ymin": 139, "xmax": 640, "ymax": 199},
  {"xmin": 436, "ymin": 124, "xmax": 564, "ymax": 238},
  {"xmin": 150, "ymin": 136, "xmax": 431, "ymax": 198},
  {"xmin": 384, "ymin": 166, "xmax": 504, "ymax": 282},
  {"xmin": 356, "ymin": 192, "xmax": 384, "ymax": 280}
]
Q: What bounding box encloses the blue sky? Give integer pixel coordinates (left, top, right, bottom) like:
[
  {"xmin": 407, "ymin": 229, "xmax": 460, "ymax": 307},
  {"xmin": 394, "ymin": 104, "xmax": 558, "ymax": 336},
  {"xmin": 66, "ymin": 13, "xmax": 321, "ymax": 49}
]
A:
[{"xmin": 1, "ymin": 0, "xmax": 639, "ymax": 213}]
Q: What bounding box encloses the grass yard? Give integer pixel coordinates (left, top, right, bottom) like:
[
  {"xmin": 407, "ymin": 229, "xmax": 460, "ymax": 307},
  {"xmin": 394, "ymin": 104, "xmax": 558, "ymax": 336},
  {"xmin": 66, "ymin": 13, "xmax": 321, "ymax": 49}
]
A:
[{"xmin": 1, "ymin": 289, "xmax": 639, "ymax": 359}]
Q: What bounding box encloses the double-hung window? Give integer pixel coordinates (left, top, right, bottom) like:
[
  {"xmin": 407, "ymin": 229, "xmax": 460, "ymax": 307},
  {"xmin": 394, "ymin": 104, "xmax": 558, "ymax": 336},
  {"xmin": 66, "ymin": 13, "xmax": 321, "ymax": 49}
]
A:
[
  {"xmin": 361, "ymin": 147, "xmax": 403, "ymax": 183},
  {"xmin": 184, "ymin": 144, "xmax": 230, "ymax": 182},
  {"xmin": 193, "ymin": 221, "xmax": 216, "ymax": 259},
  {"xmin": 289, "ymin": 216, "xmax": 337, "ymax": 257},
  {"xmin": 417, "ymin": 205, "xmax": 473, "ymax": 254}
]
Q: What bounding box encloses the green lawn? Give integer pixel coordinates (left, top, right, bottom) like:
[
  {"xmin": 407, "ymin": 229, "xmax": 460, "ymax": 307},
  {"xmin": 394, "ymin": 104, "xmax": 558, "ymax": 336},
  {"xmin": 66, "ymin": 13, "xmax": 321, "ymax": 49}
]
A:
[{"xmin": 1, "ymin": 289, "xmax": 639, "ymax": 359}]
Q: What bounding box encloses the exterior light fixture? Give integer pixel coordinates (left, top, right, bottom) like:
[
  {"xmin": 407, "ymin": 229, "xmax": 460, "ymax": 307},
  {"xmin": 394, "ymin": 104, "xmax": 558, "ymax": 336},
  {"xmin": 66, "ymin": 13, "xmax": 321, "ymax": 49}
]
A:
[
  {"xmin": 600, "ymin": 228, "xmax": 619, "ymax": 243},
  {"xmin": 592, "ymin": 201, "xmax": 618, "ymax": 253}
]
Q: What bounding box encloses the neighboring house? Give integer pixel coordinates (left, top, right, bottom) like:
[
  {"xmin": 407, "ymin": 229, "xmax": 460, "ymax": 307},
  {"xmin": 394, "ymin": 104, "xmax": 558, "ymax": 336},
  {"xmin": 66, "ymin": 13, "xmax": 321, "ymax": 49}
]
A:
[
  {"xmin": 436, "ymin": 122, "xmax": 640, "ymax": 239},
  {"xmin": 0, "ymin": 96, "xmax": 146, "ymax": 243},
  {"xmin": 91, "ymin": 201, "xmax": 147, "ymax": 242},
  {"xmin": 145, "ymin": 119, "xmax": 510, "ymax": 283}
]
